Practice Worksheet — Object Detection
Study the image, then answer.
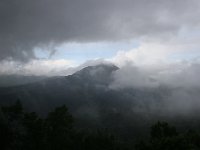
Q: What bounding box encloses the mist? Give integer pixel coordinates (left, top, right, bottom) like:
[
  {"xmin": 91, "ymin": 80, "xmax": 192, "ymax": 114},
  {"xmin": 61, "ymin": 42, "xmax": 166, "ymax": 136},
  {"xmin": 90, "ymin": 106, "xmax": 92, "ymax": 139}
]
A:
[
  {"xmin": 108, "ymin": 59, "xmax": 200, "ymax": 117},
  {"xmin": 1, "ymin": 0, "xmax": 200, "ymax": 149}
]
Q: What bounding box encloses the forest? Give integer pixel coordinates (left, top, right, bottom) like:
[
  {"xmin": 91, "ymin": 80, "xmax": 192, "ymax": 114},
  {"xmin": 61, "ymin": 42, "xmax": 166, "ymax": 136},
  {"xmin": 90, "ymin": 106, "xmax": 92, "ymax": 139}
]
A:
[{"xmin": 1, "ymin": 101, "xmax": 200, "ymax": 150}]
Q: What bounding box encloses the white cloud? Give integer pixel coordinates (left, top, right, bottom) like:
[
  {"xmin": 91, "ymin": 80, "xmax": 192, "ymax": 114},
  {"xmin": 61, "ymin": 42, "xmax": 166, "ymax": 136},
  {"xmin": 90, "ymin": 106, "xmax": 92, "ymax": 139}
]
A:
[
  {"xmin": 110, "ymin": 58, "xmax": 200, "ymax": 89},
  {"xmin": 109, "ymin": 31, "xmax": 200, "ymax": 89},
  {"xmin": 110, "ymin": 31, "xmax": 200, "ymax": 67},
  {"xmin": 0, "ymin": 59, "xmax": 74, "ymax": 76}
]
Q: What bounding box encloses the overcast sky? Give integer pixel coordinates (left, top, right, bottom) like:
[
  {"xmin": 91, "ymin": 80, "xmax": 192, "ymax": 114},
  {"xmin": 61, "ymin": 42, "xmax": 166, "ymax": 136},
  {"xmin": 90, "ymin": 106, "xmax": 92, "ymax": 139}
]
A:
[{"xmin": 0, "ymin": 0, "xmax": 200, "ymax": 77}]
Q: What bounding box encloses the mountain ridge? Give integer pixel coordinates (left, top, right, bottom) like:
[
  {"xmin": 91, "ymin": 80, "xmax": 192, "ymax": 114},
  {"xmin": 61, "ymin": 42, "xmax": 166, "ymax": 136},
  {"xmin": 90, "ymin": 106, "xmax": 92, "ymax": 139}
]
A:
[{"xmin": 1, "ymin": 63, "xmax": 200, "ymax": 139}]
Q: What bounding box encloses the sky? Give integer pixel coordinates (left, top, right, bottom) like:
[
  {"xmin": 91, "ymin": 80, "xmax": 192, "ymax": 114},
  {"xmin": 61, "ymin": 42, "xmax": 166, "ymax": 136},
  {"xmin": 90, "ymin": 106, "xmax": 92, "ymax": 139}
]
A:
[{"xmin": 0, "ymin": 0, "xmax": 200, "ymax": 78}]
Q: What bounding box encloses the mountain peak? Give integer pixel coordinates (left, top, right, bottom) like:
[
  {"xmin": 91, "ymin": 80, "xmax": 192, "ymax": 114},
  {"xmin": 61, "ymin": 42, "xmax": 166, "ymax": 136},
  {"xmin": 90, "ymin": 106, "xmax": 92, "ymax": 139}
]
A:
[
  {"xmin": 74, "ymin": 63, "xmax": 118, "ymax": 76},
  {"xmin": 71, "ymin": 63, "xmax": 119, "ymax": 85}
]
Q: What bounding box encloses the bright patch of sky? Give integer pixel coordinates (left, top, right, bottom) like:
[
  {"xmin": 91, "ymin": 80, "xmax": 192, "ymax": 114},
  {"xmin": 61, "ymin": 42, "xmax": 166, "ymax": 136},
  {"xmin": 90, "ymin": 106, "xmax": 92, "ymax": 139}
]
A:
[
  {"xmin": 34, "ymin": 26, "xmax": 200, "ymax": 70},
  {"xmin": 35, "ymin": 41, "xmax": 139, "ymax": 65}
]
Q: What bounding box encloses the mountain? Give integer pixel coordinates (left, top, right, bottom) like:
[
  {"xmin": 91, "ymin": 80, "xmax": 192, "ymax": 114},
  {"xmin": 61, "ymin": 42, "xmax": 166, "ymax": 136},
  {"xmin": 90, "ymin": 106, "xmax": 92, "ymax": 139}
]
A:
[
  {"xmin": 0, "ymin": 75, "xmax": 46, "ymax": 87},
  {"xmin": 0, "ymin": 64, "xmax": 140, "ymax": 137},
  {"xmin": 1, "ymin": 64, "xmax": 200, "ymax": 139},
  {"xmin": 0, "ymin": 64, "xmax": 120, "ymax": 115}
]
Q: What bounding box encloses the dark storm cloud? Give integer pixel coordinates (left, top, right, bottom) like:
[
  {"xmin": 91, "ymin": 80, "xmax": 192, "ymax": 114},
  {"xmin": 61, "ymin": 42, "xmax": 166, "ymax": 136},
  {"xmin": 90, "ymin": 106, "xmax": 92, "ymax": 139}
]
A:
[{"xmin": 0, "ymin": 0, "xmax": 199, "ymax": 60}]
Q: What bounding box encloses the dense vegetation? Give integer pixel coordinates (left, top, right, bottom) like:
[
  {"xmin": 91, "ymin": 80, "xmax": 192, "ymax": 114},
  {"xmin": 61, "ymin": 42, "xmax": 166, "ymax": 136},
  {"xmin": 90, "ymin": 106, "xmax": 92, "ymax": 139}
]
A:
[
  {"xmin": 135, "ymin": 121, "xmax": 200, "ymax": 150},
  {"xmin": 0, "ymin": 101, "xmax": 120, "ymax": 150},
  {"xmin": 1, "ymin": 101, "xmax": 200, "ymax": 150}
]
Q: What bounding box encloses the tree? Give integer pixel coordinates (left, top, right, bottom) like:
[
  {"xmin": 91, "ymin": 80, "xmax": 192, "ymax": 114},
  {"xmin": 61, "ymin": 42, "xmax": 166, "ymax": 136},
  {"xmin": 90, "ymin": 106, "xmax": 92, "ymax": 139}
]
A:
[
  {"xmin": 0, "ymin": 100, "xmax": 24, "ymax": 150},
  {"xmin": 22, "ymin": 112, "xmax": 44, "ymax": 150},
  {"xmin": 150, "ymin": 121, "xmax": 177, "ymax": 139},
  {"xmin": 45, "ymin": 105, "xmax": 74, "ymax": 150},
  {"xmin": 0, "ymin": 102, "xmax": 122, "ymax": 150},
  {"xmin": 135, "ymin": 121, "xmax": 200, "ymax": 150},
  {"xmin": 82, "ymin": 130, "xmax": 117, "ymax": 150}
]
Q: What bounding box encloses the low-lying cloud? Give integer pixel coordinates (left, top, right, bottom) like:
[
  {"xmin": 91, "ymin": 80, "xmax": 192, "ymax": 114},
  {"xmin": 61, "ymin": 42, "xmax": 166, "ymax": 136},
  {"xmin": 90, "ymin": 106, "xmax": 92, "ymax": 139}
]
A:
[
  {"xmin": 110, "ymin": 60, "xmax": 200, "ymax": 89},
  {"xmin": 0, "ymin": 59, "xmax": 73, "ymax": 76},
  {"xmin": 109, "ymin": 58, "xmax": 200, "ymax": 116}
]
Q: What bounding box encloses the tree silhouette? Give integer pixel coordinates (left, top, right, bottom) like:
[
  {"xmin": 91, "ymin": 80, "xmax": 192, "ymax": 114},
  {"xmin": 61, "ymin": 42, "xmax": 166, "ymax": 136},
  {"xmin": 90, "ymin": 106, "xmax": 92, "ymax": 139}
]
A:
[
  {"xmin": 0, "ymin": 101, "xmax": 122, "ymax": 150},
  {"xmin": 0, "ymin": 100, "xmax": 25, "ymax": 150},
  {"xmin": 135, "ymin": 121, "xmax": 200, "ymax": 150},
  {"xmin": 44, "ymin": 105, "xmax": 74, "ymax": 150},
  {"xmin": 22, "ymin": 112, "xmax": 44, "ymax": 150},
  {"xmin": 150, "ymin": 121, "xmax": 177, "ymax": 139}
]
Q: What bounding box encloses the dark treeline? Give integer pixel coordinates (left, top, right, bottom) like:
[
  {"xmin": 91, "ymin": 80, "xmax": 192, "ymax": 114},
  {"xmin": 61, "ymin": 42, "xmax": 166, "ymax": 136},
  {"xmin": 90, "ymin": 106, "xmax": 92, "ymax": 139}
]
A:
[
  {"xmin": 0, "ymin": 100, "xmax": 121, "ymax": 150},
  {"xmin": 136, "ymin": 121, "xmax": 200, "ymax": 150},
  {"xmin": 1, "ymin": 101, "xmax": 200, "ymax": 150}
]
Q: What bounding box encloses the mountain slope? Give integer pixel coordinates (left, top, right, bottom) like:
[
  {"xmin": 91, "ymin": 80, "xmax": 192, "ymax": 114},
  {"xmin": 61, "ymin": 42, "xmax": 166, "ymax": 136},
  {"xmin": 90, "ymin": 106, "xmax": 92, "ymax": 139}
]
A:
[
  {"xmin": 0, "ymin": 75, "xmax": 46, "ymax": 87},
  {"xmin": 1, "ymin": 64, "xmax": 200, "ymax": 139},
  {"xmin": 0, "ymin": 64, "xmax": 119, "ymax": 113}
]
